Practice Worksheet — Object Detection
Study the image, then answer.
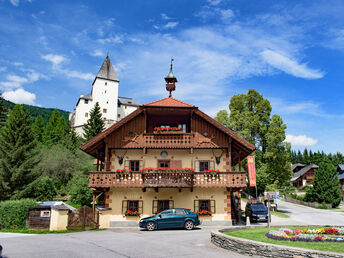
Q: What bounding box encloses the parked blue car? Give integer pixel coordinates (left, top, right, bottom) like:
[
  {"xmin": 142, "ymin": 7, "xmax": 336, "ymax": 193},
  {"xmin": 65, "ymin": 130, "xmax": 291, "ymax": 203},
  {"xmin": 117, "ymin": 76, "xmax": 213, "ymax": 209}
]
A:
[{"xmin": 139, "ymin": 208, "xmax": 201, "ymax": 231}]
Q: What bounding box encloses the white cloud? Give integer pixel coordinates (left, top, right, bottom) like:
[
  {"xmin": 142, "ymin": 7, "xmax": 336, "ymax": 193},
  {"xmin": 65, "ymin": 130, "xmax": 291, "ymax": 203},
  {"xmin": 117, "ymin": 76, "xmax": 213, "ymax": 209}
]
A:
[
  {"xmin": 0, "ymin": 67, "xmax": 6, "ymax": 72},
  {"xmin": 2, "ymin": 88, "xmax": 36, "ymax": 105},
  {"xmin": 161, "ymin": 13, "xmax": 171, "ymax": 20},
  {"xmin": 97, "ymin": 35, "xmax": 122, "ymax": 44},
  {"xmin": 65, "ymin": 70, "xmax": 93, "ymax": 80},
  {"xmin": 285, "ymin": 134, "xmax": 318, "ymax": 146},
  {"xmin": 13, "ymin": 62, "xmax": 23, "ymax": 66},
  {"xmin": 163, "ymin": 22, "xmax": 179, "ymax": 29},
  {"xmin": 0, "ymin": 71, "xmax": 45, "ymax": 90},
  {"xmin": 90, "ymin": 49, "xmax": 105, "ymax": 57},
  {"xmin": 220, "ymin": 9, "xmax": 234, "ymax": 21},
  {"xmin": 42, "ymin": 54, "xmax": 67, "ymax": 66},
  {"xmin": 9, "ymin": 0, "xmax": 19, "ymax": 7},
  {"xmin": 41, "ymin": 53, "xmax": 93, "ymax": 80},
  {"xmin": 207, "ymin": 0, "xmax": 222, "ymax": 6},
  {"xmin": 260, "ymin": 49, "xmax": 324, "ymax": 79}
]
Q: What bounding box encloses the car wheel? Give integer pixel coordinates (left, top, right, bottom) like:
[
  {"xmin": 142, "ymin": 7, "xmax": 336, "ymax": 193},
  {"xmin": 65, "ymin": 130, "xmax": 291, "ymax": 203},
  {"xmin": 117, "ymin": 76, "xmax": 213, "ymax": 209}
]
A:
[
  {"xmin": 146, "ymin": 222, "xmax": 156, "ymax": 231},
  {"xmin": 184, "ymin": 220, "xmax": 194, "ymax": 230}
]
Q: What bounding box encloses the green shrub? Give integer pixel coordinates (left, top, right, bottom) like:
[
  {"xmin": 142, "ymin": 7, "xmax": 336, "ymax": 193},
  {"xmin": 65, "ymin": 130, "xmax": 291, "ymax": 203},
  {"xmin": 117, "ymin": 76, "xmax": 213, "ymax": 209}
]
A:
[
  {"xmin": 317, "ymin": 202, "xmax": 329, "ymax": 209},
  {"xmin": 14, "ymin": 176, "xmax": 56, "ymax": 201},
  {"xmin": 0, "ymin": 199, "xmax": 37, "ymax": 228},
  {"xmin": 67, "ymin": 174, "xmax": 92, "ymax": 206}
]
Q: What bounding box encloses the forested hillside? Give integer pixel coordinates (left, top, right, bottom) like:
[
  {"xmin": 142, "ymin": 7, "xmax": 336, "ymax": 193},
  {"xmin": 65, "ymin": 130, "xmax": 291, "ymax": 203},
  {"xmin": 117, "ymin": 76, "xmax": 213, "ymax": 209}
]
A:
[{"xmin": 2, "ymin": 99, "xmax": 70, "ymax": 123}]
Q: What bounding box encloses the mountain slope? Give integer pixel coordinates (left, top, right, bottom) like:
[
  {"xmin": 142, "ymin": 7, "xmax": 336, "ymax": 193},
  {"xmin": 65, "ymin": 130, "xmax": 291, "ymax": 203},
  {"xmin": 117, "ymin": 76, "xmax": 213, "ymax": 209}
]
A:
[{"xmin": 2, "ymin": 99, "xmax": 70, "ymax": 123}]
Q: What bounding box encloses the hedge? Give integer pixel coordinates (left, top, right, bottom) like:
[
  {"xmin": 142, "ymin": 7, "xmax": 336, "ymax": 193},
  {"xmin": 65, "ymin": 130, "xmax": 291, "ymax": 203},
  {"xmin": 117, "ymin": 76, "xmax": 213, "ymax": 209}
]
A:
[{"xmin": 0, "ymin": 199, "xmax": 37, "ymax": 228}]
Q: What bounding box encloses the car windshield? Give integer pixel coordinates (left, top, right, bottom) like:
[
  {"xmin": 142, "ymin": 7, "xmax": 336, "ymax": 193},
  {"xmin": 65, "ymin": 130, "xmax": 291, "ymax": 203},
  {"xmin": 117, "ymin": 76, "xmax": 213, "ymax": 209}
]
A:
[{"xmin": 251, "ymin": 204, "xmax": 267, "ymax": 210}]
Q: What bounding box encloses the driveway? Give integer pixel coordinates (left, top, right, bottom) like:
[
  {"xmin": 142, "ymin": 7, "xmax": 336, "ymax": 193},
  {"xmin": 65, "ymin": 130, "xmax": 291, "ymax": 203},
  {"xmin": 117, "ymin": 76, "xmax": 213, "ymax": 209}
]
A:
[
  {"xmin": 273, "ymin": 200, "xmax": 344, "ymax": 226},
  {"xmin": 0, "ymin": 227, "xmax": 247, "ymax": 258}
]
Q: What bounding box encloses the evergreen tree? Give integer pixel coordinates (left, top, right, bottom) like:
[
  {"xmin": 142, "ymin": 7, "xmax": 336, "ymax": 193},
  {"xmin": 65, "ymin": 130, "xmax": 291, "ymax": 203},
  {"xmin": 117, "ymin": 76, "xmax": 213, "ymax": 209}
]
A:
[
  {"xmin": 0, "ymin": 105, "xmax": 38, "ymax": 200},
  {"xmin": 43, "ymin": 109, "xmax": 68, "ymax": 146},
  {"xmin": 306, "ymin": 162, "xmax": 341, "ymax": 207},
  {"xmin": 60, "ymin": 123, "xmax": 81, "ymax": 153},
  {"xmin": 0, "ymin": 93, "xmax": 7, "ymax": 127},
  {"xmin": 32, "ymin": 115, "xmax": 45, "ymax": 143},
  {"xmin": 83, "ymin": 102, "xmax": 105, "ymax": 141}
]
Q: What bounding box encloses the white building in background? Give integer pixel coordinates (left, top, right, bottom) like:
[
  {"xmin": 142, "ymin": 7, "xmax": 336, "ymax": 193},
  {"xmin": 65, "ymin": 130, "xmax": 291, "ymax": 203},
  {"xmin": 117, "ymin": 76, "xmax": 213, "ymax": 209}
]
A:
[{"xmin": 70, "ymin": 56, "xmax": 140, "ymax": 136}]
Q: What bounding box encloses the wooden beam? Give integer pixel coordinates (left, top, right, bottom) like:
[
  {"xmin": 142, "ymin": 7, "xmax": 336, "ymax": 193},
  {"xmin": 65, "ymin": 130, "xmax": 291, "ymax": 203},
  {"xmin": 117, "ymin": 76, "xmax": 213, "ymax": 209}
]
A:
[{"xmin": 228, "ymin": 138, "xmax": 232, "ymax": 171}]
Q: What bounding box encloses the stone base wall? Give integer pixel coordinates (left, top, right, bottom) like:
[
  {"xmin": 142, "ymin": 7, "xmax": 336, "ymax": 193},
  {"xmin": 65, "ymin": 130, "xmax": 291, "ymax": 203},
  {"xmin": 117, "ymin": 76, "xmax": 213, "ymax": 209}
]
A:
[{"xmin": 211, "ymin": 227, "xmax": 344, "ymax": 258}]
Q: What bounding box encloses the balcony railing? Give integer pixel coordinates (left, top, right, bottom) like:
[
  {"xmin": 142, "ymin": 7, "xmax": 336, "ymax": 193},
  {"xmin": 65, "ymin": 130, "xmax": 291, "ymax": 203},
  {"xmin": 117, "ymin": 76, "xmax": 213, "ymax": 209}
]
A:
[
  {"xmin": 143, "ymin": 133, "xmax": 194, "ymax": 148},
  {"xmin": 89, "ymin": 171, "xmax": 246, "ymax": 188}
]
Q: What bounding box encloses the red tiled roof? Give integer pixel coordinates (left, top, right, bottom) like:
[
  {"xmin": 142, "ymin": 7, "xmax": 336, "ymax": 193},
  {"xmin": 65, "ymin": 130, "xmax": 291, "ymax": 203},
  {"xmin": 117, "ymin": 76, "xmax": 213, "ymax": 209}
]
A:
[{"xmin": 144, "ymin": 97, "xmax": 194, "ymax": 107}]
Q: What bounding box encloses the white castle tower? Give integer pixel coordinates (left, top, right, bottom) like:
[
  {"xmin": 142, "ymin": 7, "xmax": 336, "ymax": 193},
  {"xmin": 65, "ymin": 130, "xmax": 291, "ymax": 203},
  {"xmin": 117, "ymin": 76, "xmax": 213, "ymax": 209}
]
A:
[{"xmin": 70, "ymin": 56, "xmax": 140, "ymax": 136}]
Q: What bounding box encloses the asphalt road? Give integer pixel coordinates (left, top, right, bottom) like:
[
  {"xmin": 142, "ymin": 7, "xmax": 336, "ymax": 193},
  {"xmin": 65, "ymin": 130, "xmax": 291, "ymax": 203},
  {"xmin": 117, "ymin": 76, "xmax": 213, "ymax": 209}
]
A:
[
  {"xmin": 275, "ymin": 200, "xmax": 344, "ymax": 226},
  {"xmin": 0, "ymin": 227, "xmax": 247, "ymax": 258}
]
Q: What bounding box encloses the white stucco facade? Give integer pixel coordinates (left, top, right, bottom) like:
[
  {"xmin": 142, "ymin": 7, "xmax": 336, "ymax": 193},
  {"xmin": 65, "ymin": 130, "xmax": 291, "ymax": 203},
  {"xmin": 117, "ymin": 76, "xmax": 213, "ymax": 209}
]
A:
[{"xmin": 70, "ymin": 56, "xmax": 139, "ymax": 136}]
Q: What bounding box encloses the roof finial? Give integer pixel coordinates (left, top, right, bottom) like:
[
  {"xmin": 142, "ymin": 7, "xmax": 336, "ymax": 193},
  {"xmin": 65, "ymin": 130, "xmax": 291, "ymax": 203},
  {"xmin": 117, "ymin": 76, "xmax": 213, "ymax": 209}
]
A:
[{"xmin": 165, "ymin": 57, "xmax": 178, "ymax": 97}]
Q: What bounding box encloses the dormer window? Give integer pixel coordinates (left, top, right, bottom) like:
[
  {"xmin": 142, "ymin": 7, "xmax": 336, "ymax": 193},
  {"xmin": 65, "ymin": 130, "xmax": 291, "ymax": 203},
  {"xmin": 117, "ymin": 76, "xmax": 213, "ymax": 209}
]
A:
[{"xmin": 84, "ymin": 99, "xmax": 88, "ymax": 104}]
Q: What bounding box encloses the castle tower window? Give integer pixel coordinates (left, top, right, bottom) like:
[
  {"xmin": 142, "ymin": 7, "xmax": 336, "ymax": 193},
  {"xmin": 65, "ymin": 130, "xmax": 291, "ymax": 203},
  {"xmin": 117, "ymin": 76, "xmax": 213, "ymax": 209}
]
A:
[
  {"xmin": 118, "ymin": 114, "xmax": 121, "ymax": 118},
  {"xmin": 105, "ymin": 82, "xmax": 107, "ymax": 86},
  {"xmin": 84, "ymin": 99, "xmax": 88, "ymax": 104},
  {"xmin": 103, "ymin": 108, "xmax": 107, "ymax": 113},
  {"xmin": 85, "ymin": 113, "xmax": 88, "ymax": 117}
]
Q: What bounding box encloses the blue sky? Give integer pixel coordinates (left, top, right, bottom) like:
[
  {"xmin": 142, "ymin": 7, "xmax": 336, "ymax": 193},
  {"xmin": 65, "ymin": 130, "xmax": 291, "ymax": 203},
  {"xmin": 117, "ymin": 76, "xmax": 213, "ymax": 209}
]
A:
[{"xmin": 0, "ymin": 0, "xmax": 344, "ymax": 153}]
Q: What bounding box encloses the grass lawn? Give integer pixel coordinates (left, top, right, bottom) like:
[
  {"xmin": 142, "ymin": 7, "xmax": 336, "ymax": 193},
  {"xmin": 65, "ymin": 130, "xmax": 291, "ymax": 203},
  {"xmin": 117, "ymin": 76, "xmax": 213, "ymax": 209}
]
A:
[
  {"xmin": 271, "ymin": 211, "xmax": 290, "ymax": 218},
  {"xmin": 0, "ymin": 228, "xmax": 103, "ymax": 234},
  {"xmin": 224, "ymin": 227, "xmax": 344, "ymax": 253}
]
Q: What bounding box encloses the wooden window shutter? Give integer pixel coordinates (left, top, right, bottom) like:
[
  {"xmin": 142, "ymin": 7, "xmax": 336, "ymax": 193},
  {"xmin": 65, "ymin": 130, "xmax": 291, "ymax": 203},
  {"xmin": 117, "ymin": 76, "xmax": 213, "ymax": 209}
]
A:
[
  {"xmin": 139, "ymin": 160, "xmax": 144, "ymax": 170},
  {"xmin": 210, "ymin": 200, "xmax": 216, "ymax": 213},
  {"xmin": 122, "ymin": 200, "xmax": 128, "ymax": 214},
  {"xmin": 138, "ymin": 200, "xmax": 143, "ymax": 214},
  {"xmin": 194, "ymin": 160, "xmax": 200, "ymax": 172},
  {"xmin": 124, "ymin": 160, "xmax": 130, "ymax": 170},
  {"xmin": 194, "ymin": 200, "xmax": 199, "ymax": 212},
  {"xmin": 171, "ymin": 160, "xmax": 182, "ymax": 169},
  {"xmin": 152, "ymin": 200, "xmax": 158, "ymax": 214},
  {"xmin": 209, "ymin": 160, "xmax": 215, "ymax": 170},
  {"xmin": 169, "ymin": 200, "xmax": 174, "ymax": 209}
]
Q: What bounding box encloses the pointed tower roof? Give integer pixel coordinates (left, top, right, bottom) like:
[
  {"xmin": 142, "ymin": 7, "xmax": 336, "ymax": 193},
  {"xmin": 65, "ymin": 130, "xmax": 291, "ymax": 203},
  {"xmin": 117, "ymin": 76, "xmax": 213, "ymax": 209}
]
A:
[{"xmin": 95, "ymin": 56, "xmax": 119, "ymax": 82}]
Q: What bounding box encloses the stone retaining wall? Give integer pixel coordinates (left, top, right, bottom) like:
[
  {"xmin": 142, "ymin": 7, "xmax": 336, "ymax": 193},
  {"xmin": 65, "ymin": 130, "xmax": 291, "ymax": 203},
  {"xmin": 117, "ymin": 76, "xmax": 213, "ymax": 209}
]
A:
[{"xmin": 211, "ymin": 226, "xmax": 344, "ymax": 258}]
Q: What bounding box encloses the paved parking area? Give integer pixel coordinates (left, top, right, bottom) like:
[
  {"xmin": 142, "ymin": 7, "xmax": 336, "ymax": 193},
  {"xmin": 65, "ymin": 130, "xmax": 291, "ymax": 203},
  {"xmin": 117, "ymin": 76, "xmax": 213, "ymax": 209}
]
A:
[{"xmin": 0, "ymin": 227, "xmax": 247, "ymax": 258}]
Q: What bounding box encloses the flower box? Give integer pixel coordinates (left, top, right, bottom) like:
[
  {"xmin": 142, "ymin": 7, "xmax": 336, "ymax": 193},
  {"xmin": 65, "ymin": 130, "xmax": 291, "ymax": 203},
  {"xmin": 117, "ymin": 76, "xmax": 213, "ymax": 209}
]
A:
[
  {"xmin": 153, "ymin": 126, "xmax": 183, "ymax": 134},
  {"xmin": 198, "ymin": 210, "xmax": 212, "ymax": 216},
  {"xmin": 124, "ymin": 210, "xmax": 140, "ymax": 216},
  {"xmin": 139, "ymin": 167, "xmax": 195, "ymax": 173},
  {"xmin": 204, "ymin": 169, "xmax": 220, "ymax": 174},
  {"xmin": 116, "ymin": 169, "xmax": 132, "ymax": 173}
]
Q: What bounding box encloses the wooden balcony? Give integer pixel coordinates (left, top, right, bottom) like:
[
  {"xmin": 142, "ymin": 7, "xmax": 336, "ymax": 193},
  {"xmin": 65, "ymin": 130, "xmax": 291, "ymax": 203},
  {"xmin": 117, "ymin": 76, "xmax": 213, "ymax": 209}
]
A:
[
  {"xmin": 143, "ymin": 133, "xmax": 194, "ymax": 148},
  {"xmin": 89, "ymin": 171, "xmax": 246, "ymax": 189}
]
